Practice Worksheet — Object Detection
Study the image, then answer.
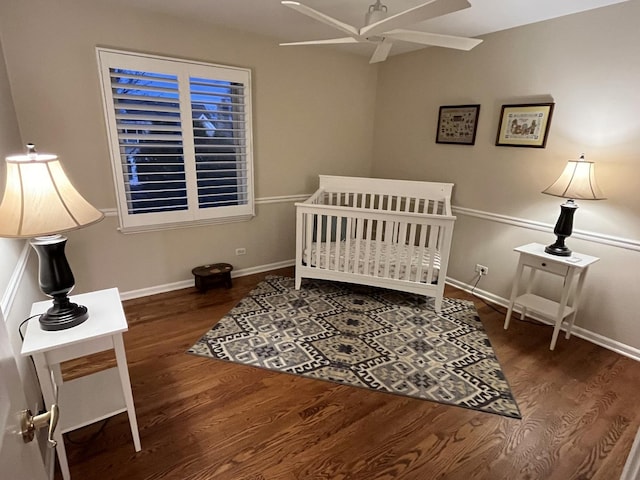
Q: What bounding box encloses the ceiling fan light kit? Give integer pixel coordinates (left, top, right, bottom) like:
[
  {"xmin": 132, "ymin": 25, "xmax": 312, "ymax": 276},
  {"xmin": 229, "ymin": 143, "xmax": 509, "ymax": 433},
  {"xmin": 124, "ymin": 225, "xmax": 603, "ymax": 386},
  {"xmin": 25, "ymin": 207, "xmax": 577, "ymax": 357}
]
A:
[{"xmin": 280, "ymin": 0, "xmax": 483, "ymax": 63}]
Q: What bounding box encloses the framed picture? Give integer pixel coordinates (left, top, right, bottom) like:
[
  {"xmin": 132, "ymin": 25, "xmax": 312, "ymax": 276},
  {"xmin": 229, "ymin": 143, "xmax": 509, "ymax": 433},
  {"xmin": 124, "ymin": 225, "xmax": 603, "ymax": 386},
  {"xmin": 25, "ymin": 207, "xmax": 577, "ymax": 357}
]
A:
[
  {"xmin": 436, "ymin": 104, "xmax": 480, "ymax": 145},
  {"xmin": 495, "ymin": 102, "xmax": 555, "ymax": 148}
]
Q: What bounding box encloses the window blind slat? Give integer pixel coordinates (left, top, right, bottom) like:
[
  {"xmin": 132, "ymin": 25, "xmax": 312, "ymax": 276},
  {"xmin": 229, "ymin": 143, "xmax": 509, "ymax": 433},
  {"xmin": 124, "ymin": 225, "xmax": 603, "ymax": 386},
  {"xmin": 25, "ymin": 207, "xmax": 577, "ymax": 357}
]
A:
[
  {"xmin": 117, "ymin": 133, "xmax": 184, "ymax": 141},
  {"xmin": 117, "ymin": 123, "xmax": 182, "ymax": 132}
]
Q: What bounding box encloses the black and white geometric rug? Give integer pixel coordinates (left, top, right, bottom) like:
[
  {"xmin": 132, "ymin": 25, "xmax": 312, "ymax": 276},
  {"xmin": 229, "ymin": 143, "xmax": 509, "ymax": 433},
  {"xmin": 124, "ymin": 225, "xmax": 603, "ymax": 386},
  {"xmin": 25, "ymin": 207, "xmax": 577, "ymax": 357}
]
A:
[{"xmin": 188, "ymin": 275, "xmax": 521, "ymax": 419}]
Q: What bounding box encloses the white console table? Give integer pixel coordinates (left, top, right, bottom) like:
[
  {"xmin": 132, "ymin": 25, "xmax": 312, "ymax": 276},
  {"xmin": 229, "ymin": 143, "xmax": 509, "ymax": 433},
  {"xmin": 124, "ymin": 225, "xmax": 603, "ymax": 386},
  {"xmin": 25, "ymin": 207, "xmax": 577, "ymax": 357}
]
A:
[
  {"xmin": 21, "ymin": 287, "xmax": 141, "ymax": 480},
  {"xmin": 504, "ymin": 243, "xmax": 599, "ymax": 350}
]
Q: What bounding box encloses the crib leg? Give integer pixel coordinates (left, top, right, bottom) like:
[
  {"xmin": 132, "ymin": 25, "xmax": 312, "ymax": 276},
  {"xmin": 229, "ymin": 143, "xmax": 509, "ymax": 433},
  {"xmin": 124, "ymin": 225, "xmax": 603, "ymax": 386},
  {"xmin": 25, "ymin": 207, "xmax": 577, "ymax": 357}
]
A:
[
  {"xmin": 434, "ymin": 295, "xmax": 442, "ymax": 313},
  {"xmin": 295, "ymin": 273, "xmax": 302, "ymax": 290}
]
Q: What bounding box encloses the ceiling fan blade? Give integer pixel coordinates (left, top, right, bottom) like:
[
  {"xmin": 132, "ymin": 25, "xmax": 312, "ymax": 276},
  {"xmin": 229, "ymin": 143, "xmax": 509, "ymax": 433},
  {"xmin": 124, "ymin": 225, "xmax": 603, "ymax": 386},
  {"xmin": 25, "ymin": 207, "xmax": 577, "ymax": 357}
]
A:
[
  {"xmin": 385, "ymin": 29, "xmax": 482, "ymax": 50},
  {"xmin": 369, "ymin": 38, "xmax": 393, "ymax": 64},
  {"xmin": 280, "ymin": 37, "xmax": 360, "ymax": 46},
  {"xmin": 360, "ymin": 0, "xmax": 471, "ymax": 38},
  {"xmin": 281, "ymin": 1, "xmax": 360, "ymax": 38}
]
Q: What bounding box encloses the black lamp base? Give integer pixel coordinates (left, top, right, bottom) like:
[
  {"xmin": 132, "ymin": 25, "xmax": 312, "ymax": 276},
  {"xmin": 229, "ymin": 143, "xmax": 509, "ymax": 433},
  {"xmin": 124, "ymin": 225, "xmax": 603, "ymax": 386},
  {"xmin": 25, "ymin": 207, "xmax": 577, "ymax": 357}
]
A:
[
  {"xmin": 545, "ymin": 241, "xmax": 572, "ymax": 257},
  {"xmin": 545, "ymin": 199, "xmax": 578, "ymax": 257},
  {"xmin": 31, "ymin": 235, "xmax": 90, "ymax": 331},
  {"xmin": 40, "ymin": 299, "xmax": 89, "ymax": 331}
]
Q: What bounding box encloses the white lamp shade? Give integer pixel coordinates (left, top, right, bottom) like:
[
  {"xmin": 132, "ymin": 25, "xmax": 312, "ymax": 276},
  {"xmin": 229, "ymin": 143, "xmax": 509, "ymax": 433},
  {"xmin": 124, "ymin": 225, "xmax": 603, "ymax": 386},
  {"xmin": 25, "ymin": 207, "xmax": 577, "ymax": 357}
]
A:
[
  {"xmin": 542, "ymin": 156, "xmax": 606, "ymax": 200},
  {"xmin": 0, "ymin": 150, "xmax": 104, "ymax": 238}
]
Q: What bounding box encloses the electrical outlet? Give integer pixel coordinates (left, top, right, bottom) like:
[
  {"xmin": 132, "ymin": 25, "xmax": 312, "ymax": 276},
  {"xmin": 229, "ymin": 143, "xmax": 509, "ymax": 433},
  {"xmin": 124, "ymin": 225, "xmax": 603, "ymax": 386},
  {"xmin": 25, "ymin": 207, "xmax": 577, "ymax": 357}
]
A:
[
  {"xmin": 235, "ymin": 248, "xmax": 246, "ymax": 256},
  {"xmin": 475, "ymin": 264, "xmax": 489, "ymax": 276}
]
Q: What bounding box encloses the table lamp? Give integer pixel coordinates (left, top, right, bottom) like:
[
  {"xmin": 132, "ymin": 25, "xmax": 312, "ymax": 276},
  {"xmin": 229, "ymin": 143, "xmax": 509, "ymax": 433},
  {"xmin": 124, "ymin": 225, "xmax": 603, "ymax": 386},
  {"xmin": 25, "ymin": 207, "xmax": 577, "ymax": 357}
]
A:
[
  {"xmin": 542, "ymin": 154, "xmax": 605, "ymax": 256},
  {"xmin": 0, "ymin": 144, "xmax": 104, "ymax": 330}
]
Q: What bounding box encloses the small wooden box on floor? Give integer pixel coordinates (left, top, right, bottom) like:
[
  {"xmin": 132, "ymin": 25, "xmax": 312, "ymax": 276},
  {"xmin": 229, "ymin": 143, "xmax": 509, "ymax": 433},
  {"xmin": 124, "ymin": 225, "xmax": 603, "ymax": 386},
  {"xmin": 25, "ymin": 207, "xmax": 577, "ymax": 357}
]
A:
[{"xmin": 192, "ymin": 263, "xmax": 233, "ymax": 292}]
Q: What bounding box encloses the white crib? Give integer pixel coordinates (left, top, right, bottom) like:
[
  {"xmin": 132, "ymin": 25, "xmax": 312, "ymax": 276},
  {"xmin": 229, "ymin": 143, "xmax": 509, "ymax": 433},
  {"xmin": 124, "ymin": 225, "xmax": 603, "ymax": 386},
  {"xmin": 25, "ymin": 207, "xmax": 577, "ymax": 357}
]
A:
[{"xmin": 295, "ymin": 175, "xmax": 456, "ymax": 312}]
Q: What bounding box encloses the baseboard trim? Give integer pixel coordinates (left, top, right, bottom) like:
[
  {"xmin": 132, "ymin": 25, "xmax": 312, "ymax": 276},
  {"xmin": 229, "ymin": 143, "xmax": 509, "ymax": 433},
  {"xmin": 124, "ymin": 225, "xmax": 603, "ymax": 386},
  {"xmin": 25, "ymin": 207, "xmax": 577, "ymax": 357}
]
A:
[
  {"xmin": 446, "ymin": 277, "xmax": 640, "ymax": 362},
  {"xmin": 119, "ymin": 259, "xmax": 295, "ymax": 301}
]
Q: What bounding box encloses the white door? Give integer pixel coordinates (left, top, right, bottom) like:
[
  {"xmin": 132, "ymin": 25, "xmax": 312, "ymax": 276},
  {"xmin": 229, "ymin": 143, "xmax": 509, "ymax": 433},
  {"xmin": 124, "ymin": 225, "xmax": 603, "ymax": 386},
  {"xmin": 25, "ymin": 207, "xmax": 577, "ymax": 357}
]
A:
[{"xmin": 0, "ymin": 313, "xmax": 48, "ymax": 480}]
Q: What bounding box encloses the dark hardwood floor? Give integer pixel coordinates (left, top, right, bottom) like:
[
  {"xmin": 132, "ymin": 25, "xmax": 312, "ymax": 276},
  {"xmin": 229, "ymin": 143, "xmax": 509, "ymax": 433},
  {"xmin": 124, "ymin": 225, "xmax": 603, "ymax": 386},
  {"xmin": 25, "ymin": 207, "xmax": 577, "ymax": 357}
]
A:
[{"xmin": 58, "ymin": 267, "xmax": 640, "ymax": 479}]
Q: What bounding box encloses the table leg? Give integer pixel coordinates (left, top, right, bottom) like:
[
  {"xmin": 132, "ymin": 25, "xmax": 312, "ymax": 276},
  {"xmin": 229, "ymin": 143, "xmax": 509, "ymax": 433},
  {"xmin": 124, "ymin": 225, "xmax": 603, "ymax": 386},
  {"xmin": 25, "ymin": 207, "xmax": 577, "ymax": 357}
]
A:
[
  {"xmin": 504, "ymin": 259, "xmax": 525, "ymax": 330},
  {"xmin": 113, "ymin": 334, "xmax": 142, "ymax": 452},
  {"xmin": 194, "ymin": 275, "xmax": 207, "ymax": 293},
  {"xmin": 32, "ymin": 354, "xmax": 70, "ymax": 480},
  {"xmin": 521, "ymin": 268, "xmax": 537, "ymax": 320},
  {"xmin": 550, "ymin": 272, "xmax": 575, "ymax": 350},
  {"xmin": 565, "ymin": 267, "xmax": 587, "ymax": 339}
]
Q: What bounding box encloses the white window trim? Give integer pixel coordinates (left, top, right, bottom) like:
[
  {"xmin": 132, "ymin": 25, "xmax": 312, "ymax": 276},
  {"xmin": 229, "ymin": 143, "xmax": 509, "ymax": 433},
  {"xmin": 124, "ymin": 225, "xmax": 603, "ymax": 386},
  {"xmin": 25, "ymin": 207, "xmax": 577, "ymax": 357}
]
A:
[{"xmin": 96, "ymin": 47, "xmax": 255, "ymax": 233}]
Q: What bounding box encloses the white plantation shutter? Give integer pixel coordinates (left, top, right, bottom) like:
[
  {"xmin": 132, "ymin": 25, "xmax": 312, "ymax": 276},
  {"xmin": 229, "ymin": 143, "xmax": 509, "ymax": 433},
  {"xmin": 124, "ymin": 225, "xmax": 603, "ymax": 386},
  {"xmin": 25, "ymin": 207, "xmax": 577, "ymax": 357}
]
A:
[
  {"xmin": 97, "ymin": 48, "xmax": 254, "ymax": 232},
  {"xmin": 190, "ymin": 77, "xmax": 249, "ymax": 210}
]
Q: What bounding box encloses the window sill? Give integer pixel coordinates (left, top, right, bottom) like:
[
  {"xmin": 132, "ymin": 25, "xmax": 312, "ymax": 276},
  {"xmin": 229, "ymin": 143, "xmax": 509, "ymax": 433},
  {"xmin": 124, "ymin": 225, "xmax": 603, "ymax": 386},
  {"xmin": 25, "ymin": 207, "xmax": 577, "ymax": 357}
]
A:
[{"xmin": 117, "ymin": 213, "xmax": 255, "ymax": 234}]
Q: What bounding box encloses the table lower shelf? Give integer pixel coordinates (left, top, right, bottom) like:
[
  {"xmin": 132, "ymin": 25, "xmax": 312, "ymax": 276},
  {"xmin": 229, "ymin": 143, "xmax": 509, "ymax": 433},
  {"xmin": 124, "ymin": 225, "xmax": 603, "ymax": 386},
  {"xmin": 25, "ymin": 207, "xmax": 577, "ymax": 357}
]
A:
[
  {"xmin": 58, "ymin": 367, "xmax": 127, "ymax": 434},
  {"xmin": 513, "ymin": 293, "xmax": 575, "ymax": 320}
]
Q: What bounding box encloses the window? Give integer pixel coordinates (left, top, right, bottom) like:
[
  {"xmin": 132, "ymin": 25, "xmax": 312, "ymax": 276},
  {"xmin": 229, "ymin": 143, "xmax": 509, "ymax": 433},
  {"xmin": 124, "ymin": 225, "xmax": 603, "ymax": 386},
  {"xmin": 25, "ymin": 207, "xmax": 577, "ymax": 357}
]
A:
[{"xmin": 96, "ymin": 48, "xmax": 254, "ymax": 232}]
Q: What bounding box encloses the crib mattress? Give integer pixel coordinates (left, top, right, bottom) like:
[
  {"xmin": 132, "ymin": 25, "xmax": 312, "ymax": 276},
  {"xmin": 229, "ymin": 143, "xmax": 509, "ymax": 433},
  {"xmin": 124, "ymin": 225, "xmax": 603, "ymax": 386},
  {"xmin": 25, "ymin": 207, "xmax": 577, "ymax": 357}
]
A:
[{"xmin": 303, "ymin": 239, "xmax": 441, "ymax": 283}]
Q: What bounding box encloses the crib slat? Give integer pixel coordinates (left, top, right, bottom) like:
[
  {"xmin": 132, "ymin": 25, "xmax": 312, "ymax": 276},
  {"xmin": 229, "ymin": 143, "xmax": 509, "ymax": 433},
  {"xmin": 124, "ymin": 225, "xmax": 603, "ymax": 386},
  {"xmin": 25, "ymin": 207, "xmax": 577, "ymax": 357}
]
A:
[
  {"xmin": 323, "ymin": 216, "xmax": 331, "ymax": 270},
  {"xmin": 405, "ymin": 197, "xmax": 419, "ymax": 281},
  {"xmin": 364, "ymin": 219, "xmax": 373, "ymax": 275},
  {"xmin": 415, "ymin": 222, "xmax": 428, "ymax": 283},
  {"xmin": 382, "ymin": 218, "xmax": 392, "ymax": 278},
  {"xmin": 354, "ymin": 217, "xmax": 364, "ymax": 275},
  {"xmin": 344, "ymin": 216, "xmax": 352, "ymax": 272},
  {"xmin": 406, "ymin": 223, "xmax": 417, "ymax": 282},
  {"xmin": 393, "ymin": 220, "xmax": 406, "ymax": 281},
  {"xmin": 334, "ymin": 215, "xmax": 342, "ymax": 271},
  {"xmin": 373, "ymin": 219, "xmax": 383, "ymax": 278},
  {"xmin": 397, "ymin": 196, "xmax": 410, "ymax": 245},
  {"xmin": 305, "ymin": 211, "xmax": 313, "ymax": 270},
  {"xmin": 405, "ymin": 222, "xmax": 417, "ymax": 282},
  {"xmin": 315, "ymin": 214, "xmax": 322, "ymax": 268},
  {"xmin": 425, "ymin": 222, "xmax": 439, "ymax": 285}
]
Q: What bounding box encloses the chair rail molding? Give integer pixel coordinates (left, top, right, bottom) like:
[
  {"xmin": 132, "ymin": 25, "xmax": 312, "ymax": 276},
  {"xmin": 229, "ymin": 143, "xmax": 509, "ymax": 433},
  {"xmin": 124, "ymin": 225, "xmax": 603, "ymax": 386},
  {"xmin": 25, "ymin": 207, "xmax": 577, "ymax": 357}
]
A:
[
  {"xmin": 452, "ymin": 205, "xmax": 640, "ymax": 252},
  {"xmin": 101, "ymin": 194, "xmax": 311, "ymax": 218},
  {"xmin": 256, "ymin": 194, "xmax": 310, "ymax": 205}
]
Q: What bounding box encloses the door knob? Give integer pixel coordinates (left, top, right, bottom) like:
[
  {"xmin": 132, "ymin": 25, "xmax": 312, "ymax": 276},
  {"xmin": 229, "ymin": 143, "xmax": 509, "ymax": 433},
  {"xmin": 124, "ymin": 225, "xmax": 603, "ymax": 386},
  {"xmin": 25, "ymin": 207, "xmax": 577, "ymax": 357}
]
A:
[{"xmin": 20, "ymin": 404, "xmax": 59, "ymax": 448}]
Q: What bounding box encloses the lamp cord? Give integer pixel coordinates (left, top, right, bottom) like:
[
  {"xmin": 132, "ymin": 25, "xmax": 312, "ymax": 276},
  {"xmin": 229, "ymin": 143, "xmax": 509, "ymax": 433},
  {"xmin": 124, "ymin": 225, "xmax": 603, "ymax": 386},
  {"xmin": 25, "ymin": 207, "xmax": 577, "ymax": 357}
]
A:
[
  {"xmin": 19, "ymin": 314, "xmax": 41, "ymax": 341},
  {"xmin": 470, "ymin": 274, "xmax": 546, "ymax": 327}
]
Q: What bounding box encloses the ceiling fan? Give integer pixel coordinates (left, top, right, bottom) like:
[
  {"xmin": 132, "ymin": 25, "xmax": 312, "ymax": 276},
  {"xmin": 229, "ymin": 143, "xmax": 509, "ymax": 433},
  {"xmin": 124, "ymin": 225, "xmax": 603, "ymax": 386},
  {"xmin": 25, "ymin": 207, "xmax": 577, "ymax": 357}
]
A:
[{"xmin": 280, "ymin": 0, "xmax": 483, "ymax": 63}]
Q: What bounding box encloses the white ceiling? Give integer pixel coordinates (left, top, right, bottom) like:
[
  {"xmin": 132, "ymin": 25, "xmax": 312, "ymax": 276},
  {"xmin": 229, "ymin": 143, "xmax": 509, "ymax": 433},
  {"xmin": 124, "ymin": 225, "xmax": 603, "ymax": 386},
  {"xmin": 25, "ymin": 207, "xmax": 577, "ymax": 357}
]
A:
[{"xmin": 109, "ymin": 0, "xmax": 628, "ymax": 57}]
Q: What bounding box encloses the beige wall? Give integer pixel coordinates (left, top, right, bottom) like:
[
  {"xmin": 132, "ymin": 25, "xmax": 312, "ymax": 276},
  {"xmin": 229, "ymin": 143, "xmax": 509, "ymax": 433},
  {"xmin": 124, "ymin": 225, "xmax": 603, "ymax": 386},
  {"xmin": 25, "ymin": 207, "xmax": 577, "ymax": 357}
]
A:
[
  {"xmin": 373, "ymin": 0, "xmax": 640, "ymax": 351},
  {"xmin": 0, "ymin": 0, "xmax": 377, "ymax": 293}
]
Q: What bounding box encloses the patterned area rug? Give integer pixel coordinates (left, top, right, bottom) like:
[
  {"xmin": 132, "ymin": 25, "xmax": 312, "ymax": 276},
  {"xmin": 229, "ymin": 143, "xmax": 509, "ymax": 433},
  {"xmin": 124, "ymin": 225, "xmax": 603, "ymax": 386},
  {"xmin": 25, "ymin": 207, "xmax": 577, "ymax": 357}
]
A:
[{"xmin": 189, "ymin": 275, "xmax": 520, "ymax": 418}]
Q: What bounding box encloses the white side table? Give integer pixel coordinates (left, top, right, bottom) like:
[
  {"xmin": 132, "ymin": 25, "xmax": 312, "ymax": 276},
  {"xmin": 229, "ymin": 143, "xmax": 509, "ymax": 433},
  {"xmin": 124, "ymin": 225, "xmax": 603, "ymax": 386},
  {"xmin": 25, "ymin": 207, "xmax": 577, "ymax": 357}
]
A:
[
  {"xmin": 21, "ymin": 288, "xmax": 141, "ymax": 480},
  {"xmin": 504, "ymin": 243, "xmax": 599, "ymax": 350}
]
